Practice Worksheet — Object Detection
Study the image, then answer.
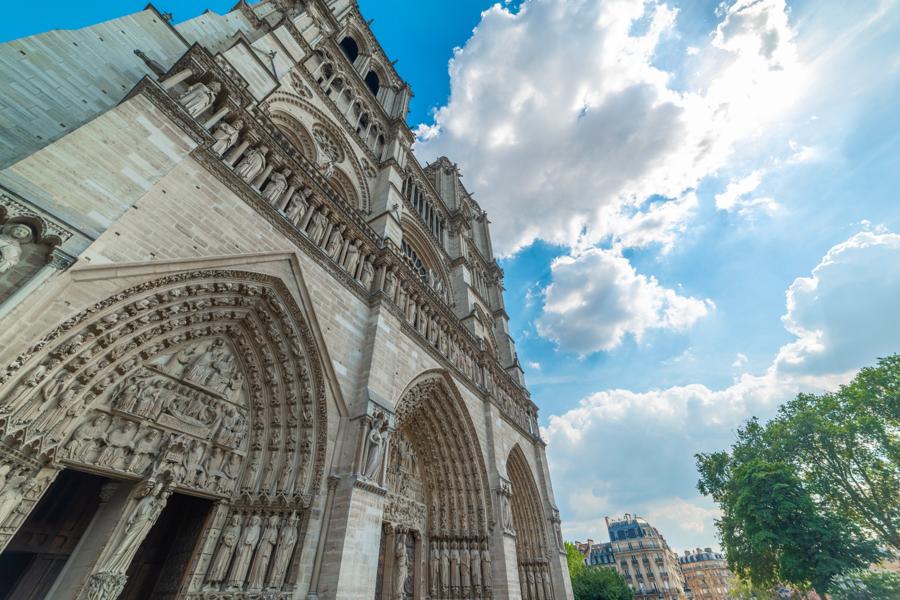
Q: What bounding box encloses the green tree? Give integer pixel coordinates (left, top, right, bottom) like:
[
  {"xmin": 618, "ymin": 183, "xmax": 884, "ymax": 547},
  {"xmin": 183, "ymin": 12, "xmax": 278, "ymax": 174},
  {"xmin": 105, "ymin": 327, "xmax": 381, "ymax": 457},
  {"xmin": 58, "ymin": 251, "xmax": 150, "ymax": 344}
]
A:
[
  {"xmin": 770, "ymin": 356, "xmax": 900, "ymax": 552},
  {"xmin": 828, "ymin": 569, "xmax": 900, "ymax": 600},
  {"xmin": 571, "ymin": 566, "xmax": 634, "ymax": 600},
  {"xmin": 566, "ymin": 541, "xmax": 586, "ymax": 579}
]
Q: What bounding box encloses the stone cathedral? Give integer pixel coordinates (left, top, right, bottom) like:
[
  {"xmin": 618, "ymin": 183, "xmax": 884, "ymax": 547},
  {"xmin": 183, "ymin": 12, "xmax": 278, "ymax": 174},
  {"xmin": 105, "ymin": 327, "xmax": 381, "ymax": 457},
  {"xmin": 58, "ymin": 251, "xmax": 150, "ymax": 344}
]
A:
[{"xmin": 0, "ymin": 1, "xmax": 573, "ymax": 599}]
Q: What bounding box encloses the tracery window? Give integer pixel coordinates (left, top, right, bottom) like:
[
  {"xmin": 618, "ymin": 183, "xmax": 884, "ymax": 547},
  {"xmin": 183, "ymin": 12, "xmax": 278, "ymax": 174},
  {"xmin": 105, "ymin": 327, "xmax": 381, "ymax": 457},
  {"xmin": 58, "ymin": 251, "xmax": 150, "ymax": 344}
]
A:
[{"xmin": 401, "ymin": 240, "xmax": 428, "ymax": 284}]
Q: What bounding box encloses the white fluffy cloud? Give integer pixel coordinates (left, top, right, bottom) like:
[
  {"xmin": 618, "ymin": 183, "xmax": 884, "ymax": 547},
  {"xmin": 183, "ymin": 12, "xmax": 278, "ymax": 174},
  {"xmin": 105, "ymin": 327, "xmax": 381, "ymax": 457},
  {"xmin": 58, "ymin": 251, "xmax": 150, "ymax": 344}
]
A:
[
  {"xmin": 544, "ymin": 231, "xmax": 900, "ymax": 550},
  {"xmin": 536, "ymin": 248, "xmax": 714, "ymax": 354},
  {"xmin": 416, "ymin": 0, "xmax": 805, "ymax": 255},
  {"xmin": 715, "ymin": 171, "xmax": 780, "ymax": 217}
]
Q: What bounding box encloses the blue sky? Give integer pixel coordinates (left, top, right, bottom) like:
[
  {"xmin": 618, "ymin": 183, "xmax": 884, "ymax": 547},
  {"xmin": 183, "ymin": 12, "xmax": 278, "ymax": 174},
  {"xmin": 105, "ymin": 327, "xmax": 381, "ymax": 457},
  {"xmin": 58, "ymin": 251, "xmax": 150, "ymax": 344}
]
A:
[{"xmin": 4, "ymin": 0, "xmax": 899, "ymax": 554}]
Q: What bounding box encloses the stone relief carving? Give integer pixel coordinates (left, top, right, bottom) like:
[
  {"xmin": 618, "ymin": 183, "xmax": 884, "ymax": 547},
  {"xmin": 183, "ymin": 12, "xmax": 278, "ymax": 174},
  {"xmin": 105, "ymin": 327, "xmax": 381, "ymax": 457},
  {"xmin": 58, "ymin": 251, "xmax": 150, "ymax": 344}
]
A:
[
  {"xmin": 0, "ymin": 224, "xmax": 32, "ymax": 274},
  {"xmin": 498, "ymin": 477, "xmax": 514, "ymax": 535},
  {"xmin": 178, "ymin": 81, "xmax": 221, "ymax": 118},
  {"xmin": 234, "ymin": 145, "xmax": 269, "ymax": 183},
  {"xmin": 361, "ymin": 410, "xmax": 388, "ymax": 480},
  {"xmin": 211, "ymin": 119, "xmax": 243, "ymax": 156}
]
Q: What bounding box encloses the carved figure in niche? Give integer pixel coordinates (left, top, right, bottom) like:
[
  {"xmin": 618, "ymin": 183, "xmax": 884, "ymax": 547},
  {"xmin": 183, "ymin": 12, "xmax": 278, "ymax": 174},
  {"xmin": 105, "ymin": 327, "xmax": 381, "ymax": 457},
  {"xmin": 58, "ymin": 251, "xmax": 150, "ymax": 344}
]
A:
[
  {"xmin": 344, "ymin": 242, "xmax": 360, "ymax": 276},
  {"xmin": 134, "ymin": 387, "xmax": 165, "ymax": 419},
  {"xmin": 262, "ymin": 169, "xmax": 292, "ymax": 204},
  {"xmin": 360, "ymin": 259, "xmax": 375, "ymax": 289},
  {"xmin": 394, "ymin": 531, "xmax": 408, "ymax": 600},
  {"xmin": 542, "ymin": 569, "xmax": 553, "ymax": 599},
  {"xmin": 128, "ymin": 428, "xmax": 164, "ymax": 474},
  {"xmin": 211, "ymin": 119, "xmax": 243, "ymax": 156},
  {"xmin": 481, "ymin": 543, "xmax": 492, "ymax": 589},
  {"xmin": 183, "ymin": 439, "xmax": 207, "ymax": 485},
  {"xmin": 206, "ymin": 514, "xmax": 242, "ymax": 588},
  {"xmin": 247, "ymin": 514, "xmax": 279, "ymax": 589},
  {"xmin": 320, "ymin": 158, "xmax": 335, "ymax": 179},
  {"xmin": 460, "ymin": 539, "xmax": 471, "ymax": 595},
  {"xmin": 440, "ymin": 540, "xmax": 450, "ymax": 594},
  {"xmin": 0, "ymin": 224, "xmax": 33, "ymax": 274},
  {"xmin": 220, "ymin": 453, "xmax": 241, "ymax": 493},
  {"xmin": 528, "ymin": 566, "xmax": 537, "ymax": 599},
  {"xmin": 430, "ymin": 541, "xmax": 440, "ymax": 597},
  {"xmin": 307, "ymin": 211, "xmax": 327, "ymax": 245},
  {"xmin": 177, "ymin": 81, "xmax": 221, "ymax": 118},
  {"xmin": 97, "ymin": 420, "xmax": 138, "ymax": 470},
  {"xmin": 361, "ymin": 411, "xmax": 388, "ymax": 480},
  {"xmin": 97, "ymin": 479, "xmax": 170, "ymax": 574},
  {"xmin": 384, "ymin": 269, "xmax": 397, "ymax": 298},
  {"xmin": 285, "ymin": 191, "xmax": 309, "ymax": 223},
  {"xmin": 0, "ymin": 467, "xmax": 33, "ymax": 524},
  {"xmin": 234, "ymin": 145, "xmax": 269, "ymax": 183},
  {"xmin": 227, "ymin": 514, "xmax": 261, "ymax": 588},
  {"xmin": 325, "ymin": 228, "xmax": 343, "ymax": 260},
  {"xmin": 267, "ymin": 511, "xmax": 299, "ymax": 589},
  {"xmin": 64, "ymin": 413, "xmax": 110, "ymax": 462},
  {"xmin": 450, "ymin": 540, "xmax": 461, "ymax": 592},
  {"xmin": 217, "ymin": 407, "xmax": 246, "ymax": 448},
  {"xmin": 500, "ymin": 489, "xmax": 513, "ymax": 533},
  {"xmin": 471, "ymin": 544, "xmax": 482, "ymax": 594}
]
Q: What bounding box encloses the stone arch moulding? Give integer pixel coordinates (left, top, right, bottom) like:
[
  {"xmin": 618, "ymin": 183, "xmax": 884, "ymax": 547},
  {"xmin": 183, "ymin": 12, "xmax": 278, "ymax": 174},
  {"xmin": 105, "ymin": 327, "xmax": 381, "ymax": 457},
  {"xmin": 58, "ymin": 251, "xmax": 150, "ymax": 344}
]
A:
[
  {"xmin": 270, "ymin": 110, "xmax": 318, "ymax": 164},
  {"xmin": 507, "ymin": 443, "xmax": 555, "ymax": 600},
  {"xmin": 0, "ymin": 254, "xmax": 346, "ymax": 597},
  {"xmin": 262, "ymin": 91, "xmax": 372, "ymax": 212},
  {"xmin": 385, "ymin": 369, "xmax": 495, "ymax": 599},
  {"xmin": 400, "ymin": 214, "xmax": 452, "ymax": 297}
]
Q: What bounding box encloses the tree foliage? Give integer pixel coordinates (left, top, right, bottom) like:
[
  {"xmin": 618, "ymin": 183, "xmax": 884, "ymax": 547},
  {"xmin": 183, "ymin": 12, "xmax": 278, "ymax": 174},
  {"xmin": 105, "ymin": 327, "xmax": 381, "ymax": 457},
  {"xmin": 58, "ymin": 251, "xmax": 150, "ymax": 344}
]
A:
[
  {"xmin": 696, "ymin": 355, "xmax": 900, "ymax": 594},
  {"xmin": 566, "ymin": 541, "xmax": 586, "ymax": 579},
  {"xmin": 571, "ymin": 565, "xmax": 634, "ymax": 600},
  {"xmin": 828, "ymin": 569, "xmax": 900, "ymax": 600}
]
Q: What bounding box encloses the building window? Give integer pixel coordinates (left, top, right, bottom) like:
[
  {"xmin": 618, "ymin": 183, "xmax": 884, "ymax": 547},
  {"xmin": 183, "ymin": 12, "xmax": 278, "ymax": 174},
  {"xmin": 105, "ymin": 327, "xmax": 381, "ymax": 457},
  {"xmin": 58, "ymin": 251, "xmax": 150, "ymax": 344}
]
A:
[
  {"xmin": 339, "ymin": 36, "xmax": 360, "ymax": 63},
  {"xmin": 365, "ymin": 70, "xmax": 380, "ymax": 96}
]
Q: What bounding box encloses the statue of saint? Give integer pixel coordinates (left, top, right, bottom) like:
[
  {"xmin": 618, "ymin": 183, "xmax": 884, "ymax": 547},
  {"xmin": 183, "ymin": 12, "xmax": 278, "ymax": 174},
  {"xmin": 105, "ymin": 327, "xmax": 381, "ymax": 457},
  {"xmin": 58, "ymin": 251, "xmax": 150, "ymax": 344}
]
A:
[
  {"xmin": 262, "ymin": 169, "xmax": 292, "ymax": 204},
  {"xmin": 211, "ymin": 119, "xmax": 243, "ymax": 156},
  {"xmin": 234, "ymin": 145, "xmax": 269, "ymax": 183},
  {"xmin": 267, "ymin": 512, "xmax": 299, "ymax": 588},
  {"xmin": 97, "ymin": 480, "xmax": 170, "ymax": 574},
  {"xmin": 0, "ymin": 224, "xmax": 33, "ymax": 274},
  {"xmin": 177, "ymin": 81, "xmax": 221, "ymax": 117},
  {"xmin": 227, "ymin": 514, "xmax": 261, "ymax": 588},
  {"xmin": 394, "ymin": 532, "xmax": 408, "ymax": 600},
  {"xmin": 362, "ymin": 411, "xmax": 388, "ymax": 480},
  {"xmin": 206, "ymin": 514, "xmax": 242, "ymax": 587},
  {"xmin": 247, "ymin": 515, "xmax": 280, "ymax": 589}
]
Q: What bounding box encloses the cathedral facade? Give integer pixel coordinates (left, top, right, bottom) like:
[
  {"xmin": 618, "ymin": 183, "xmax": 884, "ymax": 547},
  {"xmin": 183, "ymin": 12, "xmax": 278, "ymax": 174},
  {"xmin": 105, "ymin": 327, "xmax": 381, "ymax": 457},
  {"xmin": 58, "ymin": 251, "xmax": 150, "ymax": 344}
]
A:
[{"xmin": 0, "ymin": 1, "xmax": 572, "ymax": 599}]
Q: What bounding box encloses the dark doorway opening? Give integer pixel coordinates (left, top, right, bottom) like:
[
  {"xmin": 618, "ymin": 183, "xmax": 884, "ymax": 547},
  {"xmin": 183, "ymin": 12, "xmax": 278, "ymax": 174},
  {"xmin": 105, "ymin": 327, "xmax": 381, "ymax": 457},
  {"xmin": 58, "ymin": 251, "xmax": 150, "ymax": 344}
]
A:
[
  {"xmin": 0, "ymin": 469, "xmax": 109, "ymax": 600},
  {"xmin": 339, "ymin": 36, "xmax": 360, "ymax": 63},
  {"xmin": 120, "ymin": 492, "xmax": 212, "ymax": 600}
]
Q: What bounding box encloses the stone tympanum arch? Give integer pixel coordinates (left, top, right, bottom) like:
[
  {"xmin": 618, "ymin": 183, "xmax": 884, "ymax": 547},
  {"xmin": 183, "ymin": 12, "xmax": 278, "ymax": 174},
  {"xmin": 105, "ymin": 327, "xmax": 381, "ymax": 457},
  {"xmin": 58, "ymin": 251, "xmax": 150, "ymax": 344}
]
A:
[
  {"xmin": 380, "ymin": 371, "xmax": 493, "ymax": 600},
  {"xmin": 0, "ymin": 269, "xmax": 328, "ymax": 599},
  {"xmin": 508, "ymin": 444, "xmax": 555, "ymax": 600}
]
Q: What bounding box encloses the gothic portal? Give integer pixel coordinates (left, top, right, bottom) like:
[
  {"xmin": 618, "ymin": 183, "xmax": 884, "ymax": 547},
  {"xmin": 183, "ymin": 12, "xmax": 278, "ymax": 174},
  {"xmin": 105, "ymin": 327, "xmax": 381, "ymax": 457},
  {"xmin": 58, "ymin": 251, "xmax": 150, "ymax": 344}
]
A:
[{"xmin": 0, "ymin": 1, "xmax": 573, "ymax": 599}]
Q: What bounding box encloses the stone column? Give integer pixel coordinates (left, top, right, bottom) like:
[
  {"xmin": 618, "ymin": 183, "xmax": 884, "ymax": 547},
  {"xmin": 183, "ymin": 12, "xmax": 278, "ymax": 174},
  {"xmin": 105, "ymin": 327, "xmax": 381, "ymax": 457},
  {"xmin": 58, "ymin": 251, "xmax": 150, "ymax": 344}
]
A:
[
  {"xmin": 160, "ymin": 68, "xmax": 193, "ymax": 90},
  {"xmin": 202, "ymin": 106, "xmax": 230, "ymax": 130}
]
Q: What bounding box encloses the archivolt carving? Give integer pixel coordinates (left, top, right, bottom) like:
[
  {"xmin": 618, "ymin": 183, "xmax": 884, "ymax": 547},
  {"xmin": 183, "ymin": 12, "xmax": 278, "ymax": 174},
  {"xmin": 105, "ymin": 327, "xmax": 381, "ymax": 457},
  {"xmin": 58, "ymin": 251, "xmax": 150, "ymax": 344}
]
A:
[
  {"xmin": 0, "ymin": 269, "xmax": 328, "ymax": 503},
  {"xmin": 270, "ymin": 111, "xmax": 317, "ymax": 163}
]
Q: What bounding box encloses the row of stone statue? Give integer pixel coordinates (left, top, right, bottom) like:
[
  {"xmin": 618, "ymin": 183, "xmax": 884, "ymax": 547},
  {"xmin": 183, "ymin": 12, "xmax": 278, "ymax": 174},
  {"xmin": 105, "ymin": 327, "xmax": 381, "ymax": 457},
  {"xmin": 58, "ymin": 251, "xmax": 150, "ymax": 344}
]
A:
[
  {"xmin": 204, "ymin": 511, "xmax": 300, "ymax": 593},
  {"xmin": 62, "ymin": 413, "xmax": 241, "ymax": 494},
  {"xmin": 518, "ymin": 562, "xmax": 555, "ymax": 600},
  {"xmin": 428, "ymin": 538, "xmax": 493, "ymax": 599}
]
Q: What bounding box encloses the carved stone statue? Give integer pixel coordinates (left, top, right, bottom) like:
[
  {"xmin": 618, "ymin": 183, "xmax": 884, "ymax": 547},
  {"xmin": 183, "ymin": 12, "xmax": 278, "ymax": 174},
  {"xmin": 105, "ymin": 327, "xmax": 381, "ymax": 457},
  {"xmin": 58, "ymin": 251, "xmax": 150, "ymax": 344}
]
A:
[
  {"xmin": 128, "ymin": 428, "xmax": 164, "ymax": 474},
  {"xmin": 542, "ymin": 568, "xmax": 553, "ymax": 600},
  {"xmin": 0, "ymin": 467, "xmax": 31, "ymax": 525},
  {"xmin": 97, "ymin": 420, "xmax": 138, "ymax": 470},
  {"xmin": 206, "ymin": 514, "xmax": 242, "ymax": 587},
  {"xmin": 211, "ymin": 119, "xmax": 243, "ymax": 156},
  {"xmin": 471, "ymin": 544, "xmax": 482, "ymax": 593},
  {"xmin": 267, "ymin": 512, "xmax": 299, "ymax": 588},
  {"xmin": 247, "ymin": 514, "xmax": 279, "ymax": 590},
  {"xmin": 285, "ymin": 191, "xmax": 310, "ymax": 224},
  {"xmin": 450, "ymin": 540, "xmax": 461, "ymax": 592},
  {"xmin": 460, "ymin": 539, "xmax": 471, "ymax": 595},
  {"xmin": 227, "ymin": 514, "xmax": 261, "ymax": 588},
  {"xmin": 234, "ymin": 145, "xmax": 269, "ymax": 183},
  {"xmin": 0, "ymin": 224, "xmax": 33, "ymax": 274},
  {"xmin": 360, "ymin": 259, "xmax": 374, "ymax": 289},
  {"xmin": 361, "ymin": 411, "xmax": 388, "ymax": 480},
  {"xmin": 430, "ymin": 541, "xmax": 440, "ymax": 597},
  {"xmin": 343, "ymin": 243, "xmax": 360, "ymax": 277},
  {"xmin": 394, "ymin": 531, "xmax": 408, "ymax": 600},
  {"xmin": 96, "ymin": 479, "xmax": 170, "ymax": 574},
  {"xmin": 325, "ymin": 228, "xmax": 343, "ymax": 260},
  {"xmin": 64, "ymin": 413, "xmax": 110, "ymax": 462},
  {"xmin": 308, "ymin": 211, "xmax": 327, "ymax": 245},
  {"xmin": 481, "ymin": 543, "xmax": 492, "ymax": 590},
  {"xmin": 177, "ymin": 81, "xmax": 221, "ymax": 117},
  {"xmin": 262, "ymin": 169, "xmax": 292, "ymax": 204},
  {"xmin": 440, "ymin": 540, "xmax": 450, "ymax": 594}
]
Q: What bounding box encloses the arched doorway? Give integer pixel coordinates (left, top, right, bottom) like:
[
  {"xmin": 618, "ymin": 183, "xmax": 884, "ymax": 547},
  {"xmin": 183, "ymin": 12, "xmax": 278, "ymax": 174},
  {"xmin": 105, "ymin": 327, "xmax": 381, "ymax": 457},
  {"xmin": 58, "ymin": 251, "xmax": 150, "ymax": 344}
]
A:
[
  {"xmin": 508, "ymin": 445, "xmax": 554, "ymax": 600},
  {"xmin": 377, "ymin": 372, "xmax": 493, "ymax": 600},
  {"xmin": 0, "ymin": 269, "xmax": 327, "ymax": 599}
]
